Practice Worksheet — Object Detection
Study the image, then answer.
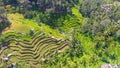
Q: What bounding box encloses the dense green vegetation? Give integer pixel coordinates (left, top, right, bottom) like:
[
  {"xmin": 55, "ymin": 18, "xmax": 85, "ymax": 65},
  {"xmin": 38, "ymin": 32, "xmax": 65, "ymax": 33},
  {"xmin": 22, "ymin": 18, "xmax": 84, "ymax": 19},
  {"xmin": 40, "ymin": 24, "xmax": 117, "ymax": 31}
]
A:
[
  {"xmin": 0, "ymin": 0, "xmax": 10, "ymax": 32},
  {"xmin": 0, "ymin": 0, "xmax": 120, "ymax": 68}
]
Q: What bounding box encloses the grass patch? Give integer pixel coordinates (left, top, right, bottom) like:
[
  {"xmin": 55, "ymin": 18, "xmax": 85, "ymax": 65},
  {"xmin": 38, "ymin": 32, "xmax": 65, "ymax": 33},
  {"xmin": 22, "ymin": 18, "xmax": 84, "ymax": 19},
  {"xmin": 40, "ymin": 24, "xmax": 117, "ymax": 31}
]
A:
[
  {"xmin": 6, "ymin": 13, "xmax": 65, "ymax": 39},
  {"xmin": 40, "ymin": 24, "xmax": 65, "ymax": 39}
]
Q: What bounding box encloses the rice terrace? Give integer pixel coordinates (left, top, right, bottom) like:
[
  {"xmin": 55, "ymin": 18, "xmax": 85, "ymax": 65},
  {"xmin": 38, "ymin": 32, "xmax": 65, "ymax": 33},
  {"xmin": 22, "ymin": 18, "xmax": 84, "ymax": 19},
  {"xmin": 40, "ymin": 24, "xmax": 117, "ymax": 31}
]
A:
[
  {"xmin": 0, "ymin": 0, "xmax": 120, "ymax": 68},
  {"xmin": 0, "ymin": 13, "xmax": 69, "ymax": 68},
  {"xmin": 0, "ymin": 32, "xmax": 69, "ymax": 68}
]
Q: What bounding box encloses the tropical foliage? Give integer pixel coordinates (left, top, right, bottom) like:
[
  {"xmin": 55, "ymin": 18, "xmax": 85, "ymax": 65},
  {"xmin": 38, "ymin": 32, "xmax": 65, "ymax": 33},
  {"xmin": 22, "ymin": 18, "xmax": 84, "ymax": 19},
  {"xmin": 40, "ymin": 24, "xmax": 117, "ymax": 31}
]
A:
[{"xmin": 0, "ymin": 0, "xmax": 120, "ymax": 68}]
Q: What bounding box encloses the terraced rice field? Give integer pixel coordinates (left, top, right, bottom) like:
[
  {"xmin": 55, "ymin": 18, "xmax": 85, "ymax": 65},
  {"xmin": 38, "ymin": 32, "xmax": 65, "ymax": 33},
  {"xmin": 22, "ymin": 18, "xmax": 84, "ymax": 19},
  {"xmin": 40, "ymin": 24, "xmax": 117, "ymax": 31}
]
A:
[{"xmin": 0, "ymin": 32, "xmax": 69, "ymax": 68}]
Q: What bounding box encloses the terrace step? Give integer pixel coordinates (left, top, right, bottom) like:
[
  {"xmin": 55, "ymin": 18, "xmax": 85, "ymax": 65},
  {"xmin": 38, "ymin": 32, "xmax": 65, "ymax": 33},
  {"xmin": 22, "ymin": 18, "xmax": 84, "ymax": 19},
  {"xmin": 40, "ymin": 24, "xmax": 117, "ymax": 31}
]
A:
[{"xmin": 0, "ymin": 32, "xmax": 70, "ymax": 67}]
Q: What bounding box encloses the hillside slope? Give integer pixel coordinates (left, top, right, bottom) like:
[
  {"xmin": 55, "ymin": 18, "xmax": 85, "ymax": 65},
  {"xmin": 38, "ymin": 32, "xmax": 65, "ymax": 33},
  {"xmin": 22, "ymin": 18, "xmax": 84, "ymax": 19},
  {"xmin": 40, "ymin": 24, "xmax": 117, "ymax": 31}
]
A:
[{"xmin": 0, "ymin": 0, "xmax": 120, "ymax": 68}]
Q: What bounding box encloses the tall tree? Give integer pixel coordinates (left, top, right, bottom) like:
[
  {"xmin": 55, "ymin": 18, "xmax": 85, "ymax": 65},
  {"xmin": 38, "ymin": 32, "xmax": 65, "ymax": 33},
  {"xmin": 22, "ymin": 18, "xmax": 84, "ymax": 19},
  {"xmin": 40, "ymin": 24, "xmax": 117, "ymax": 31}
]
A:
[{"xmin": 0, "ymin": 0, "xmax": 10, "ymax": 32}]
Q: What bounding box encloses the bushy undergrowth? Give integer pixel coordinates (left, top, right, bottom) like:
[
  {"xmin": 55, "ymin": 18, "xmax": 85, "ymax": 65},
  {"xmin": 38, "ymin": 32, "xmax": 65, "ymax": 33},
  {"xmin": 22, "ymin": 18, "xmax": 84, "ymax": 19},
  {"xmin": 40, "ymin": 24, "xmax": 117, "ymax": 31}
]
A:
[{"xmin": 0, "ymin": 0, "xmax": 120, "ymax": 68}]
